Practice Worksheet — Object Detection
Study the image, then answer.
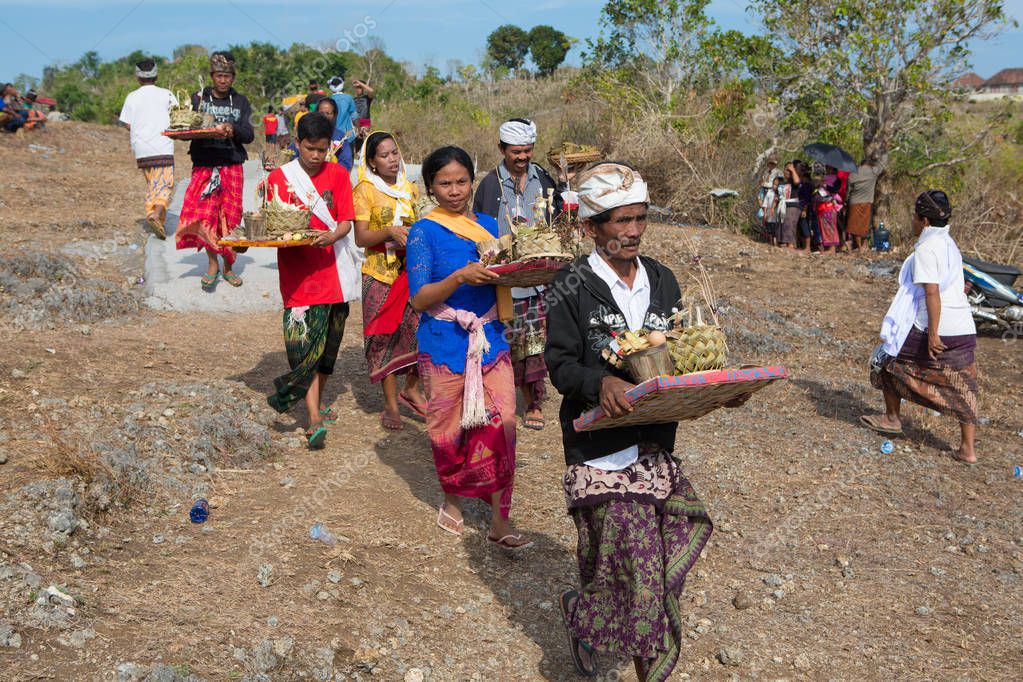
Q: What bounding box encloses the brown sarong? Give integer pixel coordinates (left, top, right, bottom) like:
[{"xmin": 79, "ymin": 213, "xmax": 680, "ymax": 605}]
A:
[
  {"xmin": 847, "ymin": 202, "xmax": 872, "ymax": 237},
  {"xmin": 874, "ymin": 328, "xmax": 979, "ymax": 424}
]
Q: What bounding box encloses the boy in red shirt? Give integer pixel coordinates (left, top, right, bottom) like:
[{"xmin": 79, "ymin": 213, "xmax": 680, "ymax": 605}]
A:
[
  {"xmin": 262, "ymin": 105, "xmax": 279, "ymax": 146},
  {"xmin": 265, "ymin": 112, "xmax": 357, "ymax": 449}
]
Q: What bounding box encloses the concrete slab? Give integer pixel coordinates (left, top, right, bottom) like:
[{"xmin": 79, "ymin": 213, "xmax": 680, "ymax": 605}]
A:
[{"xmin": 143, "ymin": 160, "xmax": 281, "ymax": 313}]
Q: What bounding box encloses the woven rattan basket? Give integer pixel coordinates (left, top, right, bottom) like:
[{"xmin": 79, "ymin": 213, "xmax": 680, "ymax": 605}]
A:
[
  {"xmin": 264, "ymin": 202, "xmax": 310, "ymax": 236},
  {"xmin": 624, "ymin": 345, "xmax": 675, "ymax": 383},
  {"xmin": 169, "ymin": 107, "xmax": 203, "ymax": 130},
  {"xmin": 668, "ymin": 326, "xmax": 728, "ymax": 374},
  {"xmin": 547, "ymin": 149, "xmax": 602, "ymax": 166},
  {"xmin": 514, "ymin": 232, "xmax": 568, "ymax": 260}
]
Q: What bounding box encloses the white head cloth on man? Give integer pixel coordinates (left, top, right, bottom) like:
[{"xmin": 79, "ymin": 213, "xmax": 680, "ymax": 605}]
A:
[
  {"xmin": 576, "ymin": 162, "xmax": 650, "ymax": 219},
  {"xmin": 135, "ymin": 62, "xmax": 158, "ymax": 79},
  {"xmin": 328, "ymin": 76, "xmax": 345, "ymax": 93},
  {"xmin": 499, "ymin": 119, "xmax": 537, "ymax": 146}
]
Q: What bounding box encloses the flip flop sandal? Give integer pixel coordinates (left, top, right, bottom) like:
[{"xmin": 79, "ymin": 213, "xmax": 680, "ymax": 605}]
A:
[
  {"xmin": 523, "ymin": 416, "xmax": 545, "ymax": 431},
  {"xmin": 201, "ymin": 271, "xmax": 220, "ymax": 291},
  {"xmin": 559, "ymin": 590, "xmax": 598, "ymax": 677},
  {"xmin": 381, "ymin": 413, "xmax": 403, "ymax": 431},
  {"xmin": 859, "ymin": 415, "xmax": 904, "ymax": 436},
  {"xmin": 487, "ymin": 533, "xmax": 534, "ymax": 552},
  {"xmin": 223, "ymin": 272, "xmax": 243, "ymax": 287},
  {"xmin": 306, "ymin": 426, "xmax": 327, "ymax": 450},
  {"xmin": 319, "ymin": 407, "xmax": 338, "ymax": 424},
  {"xmin": 436, "ymin": 504, "xmax": 463, "ymax": 536},
  {"xmin": 145, "ymin": 216, "xmax": 166, "ymax": 240},
  {"xmin": 397, "ymin": 393, "xmax": 427, "ymax": 418}
]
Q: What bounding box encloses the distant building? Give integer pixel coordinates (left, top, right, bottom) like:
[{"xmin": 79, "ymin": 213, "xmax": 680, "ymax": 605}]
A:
[
  {"xmin": 978, "ymin": 68, "xmax": 1023, "ymax": 96},
  {"xmin": 952, "ymin": 72, "xmax": 984, "ymax": 90}
]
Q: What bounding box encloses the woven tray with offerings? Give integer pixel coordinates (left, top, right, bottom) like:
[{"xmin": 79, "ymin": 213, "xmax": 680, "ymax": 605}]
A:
[
  {"xmin": 546, "ymin": 142, "xmax": 602, "ymax": 168},
  {"xmin": 219, "ymin": 185, "xmax": 314, "ymax": 248},
  {"xmin": 477, "ymin": 189, "xmax": 578, "ymax": 287}
]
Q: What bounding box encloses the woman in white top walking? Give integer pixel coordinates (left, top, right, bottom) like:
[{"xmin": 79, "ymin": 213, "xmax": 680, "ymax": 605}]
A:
[{"xmin": 860, "ymin": 190, "xmax": 979, "ymax": 463}]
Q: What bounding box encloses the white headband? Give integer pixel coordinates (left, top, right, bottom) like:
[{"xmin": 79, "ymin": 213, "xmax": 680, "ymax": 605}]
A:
[
  {"xmin": 135, "ymin": 64, "xmax": 158, "ymax": 79},
  {"xmin": 577, "ymin": 163, "xmax": 649, "ymax": 219},
  {"xmin": 328, "ymin": 77, "xmax": 344, "ymax": 93},
  {"xmin": 499, "ymin": 119, "xmax": 537, "ymax": 146}
]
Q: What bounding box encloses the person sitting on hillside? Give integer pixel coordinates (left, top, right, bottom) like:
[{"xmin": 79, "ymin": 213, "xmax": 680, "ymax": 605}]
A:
[
  {"xmin": 118, "ymin": 58, "xmax": 179, "ymax": 239},
  {"xmin": 2, "ymin": 84, "xmax": 28, "ymax": 133},
  {"xmin": 265, "ymin": 113, "xmax": 359, "ymax": 450},
  {"xmin": 472, "ymin": 118, "xmax": 564, "ymax": 431},
  {"xmin": 22, "ymin": 91, "xmax": 47, "ymax": 130}
]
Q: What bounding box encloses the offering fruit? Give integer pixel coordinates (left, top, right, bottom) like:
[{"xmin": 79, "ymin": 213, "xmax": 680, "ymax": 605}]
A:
[{"xmin": 647, "ymin": 331, "xmax": 667, "ymax": 347}]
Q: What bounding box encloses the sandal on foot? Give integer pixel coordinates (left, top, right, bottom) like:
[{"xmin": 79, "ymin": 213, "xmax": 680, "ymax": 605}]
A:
[
  {"xmin": 306, "ymin": 426, "xmax": 327, "ymax": 450},
  {"xmin": 859, "ymin": 415, "xmax": 903, "ymax": 436},
  {"xmin": 487, "ymin": 533, "xmax": 534, "ymax": 552},
  {"xmin": 950, "ymin": 449, "xmax": 977, "ymax": 466},
  {"xmin": 436, "ymin": 504, "xmax": 463, "ymax": 536},
  {"xmin": 223, "ymin": 272, "xmax": 243, "ymax": 287},
  {"xmin": 381, "ymin": 412, "xmax": 403, "ymax": 431},
  {"xmin": 145, "ymin": 215, "xmax": 166, "ymax": 240},
  {"xmin": 319, "ymin": 407, "xmax": 338, "ymax": 425},
  {"xmin": 201, "ymin": 271, "xmax": 220, "ymax": 291},
  {"xmin": 523, "ymin": 415, "xmax": 545, "ymax": 431},
  {"xmin": 560, "ymin": 590, "xmax": 597, "ymax": 677},
  {"xmin": 397, "ymin": 392, "xmax": 427, "ymax": 418}
]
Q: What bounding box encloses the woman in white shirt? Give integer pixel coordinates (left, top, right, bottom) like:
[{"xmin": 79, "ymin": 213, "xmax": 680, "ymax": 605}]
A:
[{"xmin": 861, "ymin": 190, "xmax": 979, "ymax": 463}]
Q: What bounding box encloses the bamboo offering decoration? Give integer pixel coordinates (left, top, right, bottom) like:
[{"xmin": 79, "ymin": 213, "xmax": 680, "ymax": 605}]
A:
[
  {"xmin": 666, "ymin": 229, "xmax": 728, "ymax": 374},
  {"xmin": 262, "ymin": 183, "xmax": 313, "ymax": 242}
]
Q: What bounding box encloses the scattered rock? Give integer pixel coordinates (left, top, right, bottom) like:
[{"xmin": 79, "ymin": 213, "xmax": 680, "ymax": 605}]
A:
[
  {"xmin": 0, "ymin": 622, "xmax": 22, "ymax": 648},
  {"xmin": 58, "ymin": 627, "xmax": 97, "ymax": 648},
  {"xmin": 257, "ymin": 563, "xmax": 274, "ymax": 587},
  {"xmin": 732, "ymin": 593, "xmax": 754, "ymax": 610},
  {"xmin": 327, "ymin": 570, "xmax": 342, "ymax": 584},
  {"xmin": 762, "ymin": 573, "xmax": 784, "ymax": 587},
  {"xmin": 0, "ymin": 451, "xmax": 7, "ymax": 465},
  {"xmin": 404, "ymin": 669, "xmax": 425, "ymax": 682},
  {"xmin": 915, "ymin": 606, "xmax": 934, "ymax": 616},
  {"xmin": 152, "ymin": 534, "xmax": 165, "ymax": 545},
  {"xmin": 717, "ymin": 646, "xmax": 744, "ymax": 666},
  {"xmin": 279, "ymin": 475, "xmax": 295, "ymax": 488},
  {"xmin": 793, "ymin": 652, "xmax": 812, "ymax": 670},
  {"xmin": 11, "ymin": 368, "xmax": 27, "ymax": 380},
  {"xmin": 772, "ymin": 589, "xmax": 786, "ymax": 600}
]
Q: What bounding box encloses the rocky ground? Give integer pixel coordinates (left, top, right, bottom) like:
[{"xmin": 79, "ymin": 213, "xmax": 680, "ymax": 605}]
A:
[{"xmin": 0, "ymin": 123, "xmax": 1021, "ymax": 681}]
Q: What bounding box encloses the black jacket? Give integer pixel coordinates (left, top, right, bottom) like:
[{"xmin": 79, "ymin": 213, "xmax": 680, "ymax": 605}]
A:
[
  {"xmin": 544, "ymin": 254, "xmax": 682, "ymax": 466},
  {"xmin": 188, "ymin": 87, "xmax": 254, "ymax": 167},
  {"xmin": 472, "ymin": 162, "xmax": 564, "ymax": 227}
]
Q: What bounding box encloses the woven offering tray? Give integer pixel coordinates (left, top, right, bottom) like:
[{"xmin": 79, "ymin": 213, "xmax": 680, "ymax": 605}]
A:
[
  {"xmin": 547, "ymin": 150, "xmax": 602, "ymax": 166},
  {"xmin": 485, "ymin": 257, "xmax": 570, "ymax": 287},
  {"xmin": 163, "ymin": 128, "xmax": 221, "ymax": 140},
  {"xmin": 574, "ymin": 365, "xmax": 787, "ymax": 432},
  {"xmin": 217, "ymin": 237, "xmax": 315, "ymax": 248}
]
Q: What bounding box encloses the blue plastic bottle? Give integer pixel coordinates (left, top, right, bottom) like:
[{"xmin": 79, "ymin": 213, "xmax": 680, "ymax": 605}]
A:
[
  {"xmin": 880, "ymin": 440, "xmax": 894, "ymax": 455},
  {"xmin": 309, "ymin": 523, "xmax": 338, "ymax": 546},
  {"xmin": 189, "ymin": 498, "xmax": 209, "ymax": 523}
]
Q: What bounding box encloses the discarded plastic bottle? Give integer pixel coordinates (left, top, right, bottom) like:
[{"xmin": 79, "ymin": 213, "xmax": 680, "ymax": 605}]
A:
[
  {"xmin": 880, "ymin": 440, "xmax": 894, "ymax": 455},
  {"xmin": 309, "ymin": 523, "xmax": 338, "ymax": 546},
  {"xmin": 1013, "ymin": 465, "xmax": 1022, "ymax": 479},
  {"xmin": 189, "ymin": 498, "xmax": 209, "ymax": 523},
  {"xmin": 874, "ymin": 222, "xmax": 891, "ymax": 252}
]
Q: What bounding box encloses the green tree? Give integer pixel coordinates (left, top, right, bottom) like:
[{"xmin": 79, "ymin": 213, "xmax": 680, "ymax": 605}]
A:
[
  {"xmin": 527, "ymin": 25, "xmax": 574, "ymax": 76},
  {"xmin": 585, "ymin": 0, "xmax": 717, "ymax": 108},
  {"xmin": 752, "ymin": 0, "xmax": 1013, "ymax": 167},
  {"xmin": 486, "ymin": 25, "xmax": 530, "ymax": 72}
]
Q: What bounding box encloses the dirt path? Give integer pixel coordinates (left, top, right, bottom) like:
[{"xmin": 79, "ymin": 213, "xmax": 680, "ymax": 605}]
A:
[{"xmin": 1, "ymin": 124, "xmax": 1022, "ymax": 681}]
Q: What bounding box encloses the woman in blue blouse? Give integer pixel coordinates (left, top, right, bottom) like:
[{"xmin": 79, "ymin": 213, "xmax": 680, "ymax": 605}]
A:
[{"xmin": 407, "ymin": 146, "xmax": 532, "ymax": 551}]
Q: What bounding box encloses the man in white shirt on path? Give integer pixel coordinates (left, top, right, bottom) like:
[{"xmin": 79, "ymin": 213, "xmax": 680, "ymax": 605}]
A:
[{"xmin": 119, "ymin": 58, "xmax": 178, "ymax": 239}]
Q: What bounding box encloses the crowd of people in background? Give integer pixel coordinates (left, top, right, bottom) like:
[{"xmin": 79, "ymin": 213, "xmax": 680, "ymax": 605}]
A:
[
  {"xmin": 1, "ymin": 84, "xmax": 63, "ymax": 133},
  {"xmin": 757, "ymin": 157, "xmax": 885, "ymax": 254}
]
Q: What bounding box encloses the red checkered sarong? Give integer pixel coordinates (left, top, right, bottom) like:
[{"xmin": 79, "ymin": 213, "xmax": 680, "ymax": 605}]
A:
[{"xmin": 176, "ymin": 164, "xmax": 244, "ymax": 265}]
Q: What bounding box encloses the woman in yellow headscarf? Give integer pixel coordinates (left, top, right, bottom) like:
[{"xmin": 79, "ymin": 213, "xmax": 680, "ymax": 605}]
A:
[{"xmin": 353, "ymin": 131, "xmax": 427, "ymax": 430}]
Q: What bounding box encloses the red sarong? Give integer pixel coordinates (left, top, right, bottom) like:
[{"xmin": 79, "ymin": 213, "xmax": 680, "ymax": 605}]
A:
[
  {"xmin": 176, "ymin": 164, "xmax": 244, "ymax": 265},
  {"xmin": 363, "ymin": 270, "xmax": 410, "ymax": 336},
  {"xmin": 418, "ymin": 352, "xmax": 516, "ymax": 518}
]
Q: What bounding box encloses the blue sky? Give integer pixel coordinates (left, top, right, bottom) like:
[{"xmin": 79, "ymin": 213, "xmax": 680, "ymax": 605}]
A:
[{"xmin": 2, "ymin": 0, "xmax": 1021, "ymax": 85}]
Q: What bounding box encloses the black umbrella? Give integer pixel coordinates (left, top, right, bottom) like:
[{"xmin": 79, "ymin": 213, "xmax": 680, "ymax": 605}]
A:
[{"xmin": 803, "ymin": 143, "xmax": 857, "ymax": 172}]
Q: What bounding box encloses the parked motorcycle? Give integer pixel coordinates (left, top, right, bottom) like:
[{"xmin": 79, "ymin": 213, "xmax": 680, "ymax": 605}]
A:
[{"xmin": 962, "ymin": 256, "xmax": 1023, "ymax": 333}]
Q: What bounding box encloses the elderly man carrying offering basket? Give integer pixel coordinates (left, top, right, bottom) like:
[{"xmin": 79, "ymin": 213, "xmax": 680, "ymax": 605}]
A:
[
  {"xmin": 473, "ymin": 118, "xmax": 564, "ymax": 431},
  {"xmin": 544, "ymin": 163, "xmax": 715, "ymax": 681}
]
